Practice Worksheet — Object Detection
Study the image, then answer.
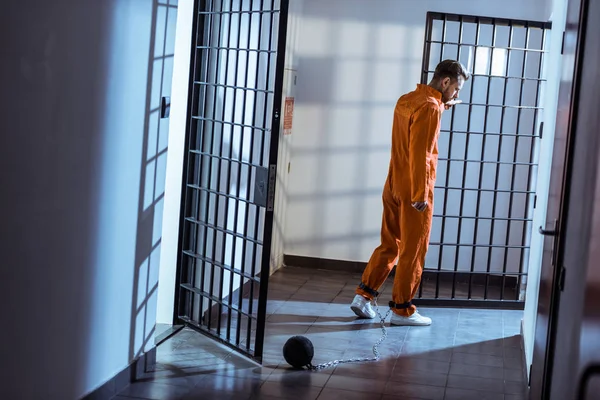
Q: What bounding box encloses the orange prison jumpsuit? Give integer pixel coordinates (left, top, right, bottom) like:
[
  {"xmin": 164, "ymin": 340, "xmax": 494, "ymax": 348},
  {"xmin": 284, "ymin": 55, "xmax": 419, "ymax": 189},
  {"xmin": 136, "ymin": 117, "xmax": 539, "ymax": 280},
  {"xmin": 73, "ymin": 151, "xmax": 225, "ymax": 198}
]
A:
[{"xmin": 356, "ymin": 84, "xmax": 444, "ymax": 317}]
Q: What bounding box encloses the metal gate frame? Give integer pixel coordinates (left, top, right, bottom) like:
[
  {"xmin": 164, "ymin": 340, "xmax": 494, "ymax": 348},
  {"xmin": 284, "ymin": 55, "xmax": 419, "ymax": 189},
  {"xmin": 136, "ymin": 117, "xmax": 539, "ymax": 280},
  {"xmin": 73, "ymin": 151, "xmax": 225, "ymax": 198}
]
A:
[
  {"xmin": 414, "ymin": 12, "xmax": 552, "ymax": 309},
  {"xmin": 173, "ymin": 0, "xmax": 289, "ymax": 363}
]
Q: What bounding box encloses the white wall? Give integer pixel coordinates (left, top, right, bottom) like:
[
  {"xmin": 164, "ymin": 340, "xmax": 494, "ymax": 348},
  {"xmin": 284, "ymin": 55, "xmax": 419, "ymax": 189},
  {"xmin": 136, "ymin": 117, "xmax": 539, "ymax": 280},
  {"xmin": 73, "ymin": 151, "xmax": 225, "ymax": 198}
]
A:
[
  {"xmin": 523, "ymin": 0, "xmax": 568, "ymax": 374},
  {"xmin": 0, "ymin": 1, "xmax": 174, "ymax": 398},
  {"xmin": 285, "ymin": 0, "xmax": 554, "ymax": 264},
  {"xmin": 157, "ymin": 0, "xmax": 194, "ymax": 325},
  {"xmin": 271, "ymin": 0, "xmax": 305, "ymax": 273}
]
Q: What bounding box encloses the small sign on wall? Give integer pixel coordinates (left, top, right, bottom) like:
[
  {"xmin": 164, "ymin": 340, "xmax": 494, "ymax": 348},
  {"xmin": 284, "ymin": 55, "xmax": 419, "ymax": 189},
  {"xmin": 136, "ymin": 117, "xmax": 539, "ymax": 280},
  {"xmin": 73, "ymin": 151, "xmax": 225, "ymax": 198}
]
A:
[{"xmin": 283, "ymin": 97, "xmax": 294, "ymax": 135}]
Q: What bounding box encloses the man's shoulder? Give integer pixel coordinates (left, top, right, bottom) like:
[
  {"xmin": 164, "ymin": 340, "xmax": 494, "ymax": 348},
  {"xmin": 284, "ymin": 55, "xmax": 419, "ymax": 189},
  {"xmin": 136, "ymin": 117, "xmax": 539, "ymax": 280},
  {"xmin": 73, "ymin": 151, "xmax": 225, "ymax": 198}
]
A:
[{"xmin": 395, "ymin": 92, "xmax": 440, "ymax": 117}]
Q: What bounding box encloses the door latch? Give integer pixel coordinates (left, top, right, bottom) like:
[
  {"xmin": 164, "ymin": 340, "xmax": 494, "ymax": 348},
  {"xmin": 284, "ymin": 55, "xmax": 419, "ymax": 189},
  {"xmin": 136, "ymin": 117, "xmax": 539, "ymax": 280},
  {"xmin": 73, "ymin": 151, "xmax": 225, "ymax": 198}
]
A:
[{"xmin": 539, "ymin": 219, "xmax": 559, "ymax": 236}]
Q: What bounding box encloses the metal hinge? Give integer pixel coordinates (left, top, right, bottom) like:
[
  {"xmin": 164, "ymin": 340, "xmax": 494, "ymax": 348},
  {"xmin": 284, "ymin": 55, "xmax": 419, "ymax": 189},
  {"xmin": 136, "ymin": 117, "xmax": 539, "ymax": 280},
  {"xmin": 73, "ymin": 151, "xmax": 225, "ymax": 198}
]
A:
[
  {"xmin": 561, "ymin": 31, "xmax": 566, "ymax": 54},
  {"xmin": 533, "ymin": 195, "xmax": 537, "ymax": 209},
  {"xmin": 528, "ymin": 365, "xmax": 532, "ymax": 386},
  {"xmin": 558, "ymin": 266, "xmax": 566, "ymax": 291},
  {"xmin": 267, "ymin": 164, "xmax": 276, "ymax": 211}
]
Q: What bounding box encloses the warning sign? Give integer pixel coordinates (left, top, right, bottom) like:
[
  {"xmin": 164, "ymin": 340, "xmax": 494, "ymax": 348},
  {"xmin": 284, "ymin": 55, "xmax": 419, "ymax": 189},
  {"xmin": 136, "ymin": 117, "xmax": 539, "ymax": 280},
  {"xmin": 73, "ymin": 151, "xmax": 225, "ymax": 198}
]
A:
[{"xmin": 283, "ymin": 97, "xmax": 294, "ymax": 135}]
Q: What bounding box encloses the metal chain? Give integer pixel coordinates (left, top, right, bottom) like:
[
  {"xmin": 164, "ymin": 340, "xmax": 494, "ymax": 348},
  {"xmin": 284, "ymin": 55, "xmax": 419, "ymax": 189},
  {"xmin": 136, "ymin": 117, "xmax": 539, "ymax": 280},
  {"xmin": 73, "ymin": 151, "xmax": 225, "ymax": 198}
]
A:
[{"xmin": 308, "ymin": 298, "xmax": 392, "ymax": 371}]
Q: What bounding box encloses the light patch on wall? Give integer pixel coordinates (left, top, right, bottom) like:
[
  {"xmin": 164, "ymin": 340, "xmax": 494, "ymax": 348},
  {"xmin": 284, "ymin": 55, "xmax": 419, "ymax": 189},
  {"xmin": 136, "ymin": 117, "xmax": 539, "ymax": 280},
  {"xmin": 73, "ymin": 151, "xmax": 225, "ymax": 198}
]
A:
[
  {"xmin": 365, "ymin": 105, "xmax": 394, "ymax": 147},
  {"xmin": 336, "ymin": 21, "xmax": 369, "ymax": 57},
  {"xmin": 323, "ymin": 196, "xmax": 360, "ymax": 236},
  {"xmin": 333, "ymin": 60, "xmax": 367, "ymax": 102},
  {"xmin": 286, "ymin": 152, "xmax": 322, "ymax": 195},
  {"xmin": 288, "ymin": 104, "xmax": 327, "ymax": 149},
  {"xmin": 365, "ymin": 148, "xmax": 392, "ymax": 189},
  {"xmin": 371, "ymin": 61, "xmax": 408, "ymax": 102},
  {"xmin": 326, "ymin": 106, "xmax": 365, "ymax": 148},
  {"xmin": 296, "ymin": 17, "xmax": 332, "ymax": 57},
  {"xmin": 374, "ymin": 24, "xmax": 408, "ymax": 58},
  {"xmin": 324, "ymin": 152, "xmax": 366, "ymax": 192}
]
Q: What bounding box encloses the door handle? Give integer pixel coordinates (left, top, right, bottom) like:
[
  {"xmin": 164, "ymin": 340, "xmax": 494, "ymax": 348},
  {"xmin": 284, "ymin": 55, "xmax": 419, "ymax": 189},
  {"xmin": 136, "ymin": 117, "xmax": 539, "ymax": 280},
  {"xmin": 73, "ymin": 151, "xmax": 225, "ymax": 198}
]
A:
[
  {"xmin": 539, "ymin": 219, "xmax": 559, "ymax": 236},
  {"xmin": 539, "ymin": 226, "xmax": 558, "ymax": 236}
]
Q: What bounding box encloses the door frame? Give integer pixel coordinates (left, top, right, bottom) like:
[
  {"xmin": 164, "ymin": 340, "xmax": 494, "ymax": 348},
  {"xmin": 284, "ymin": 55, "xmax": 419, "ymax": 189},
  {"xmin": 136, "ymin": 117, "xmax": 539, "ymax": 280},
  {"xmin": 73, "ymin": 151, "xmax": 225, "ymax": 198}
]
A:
[{"xmin": 529, "ymin": 0, "xmax": 587, "ymax": 397}]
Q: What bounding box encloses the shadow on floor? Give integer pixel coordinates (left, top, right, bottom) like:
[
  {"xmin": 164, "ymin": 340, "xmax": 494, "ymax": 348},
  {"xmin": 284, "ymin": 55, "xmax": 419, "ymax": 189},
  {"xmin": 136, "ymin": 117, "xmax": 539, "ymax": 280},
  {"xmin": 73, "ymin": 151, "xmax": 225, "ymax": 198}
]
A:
[{"xmin": 115, "ymin": 266, "xmax": 527, "ymax": 400}]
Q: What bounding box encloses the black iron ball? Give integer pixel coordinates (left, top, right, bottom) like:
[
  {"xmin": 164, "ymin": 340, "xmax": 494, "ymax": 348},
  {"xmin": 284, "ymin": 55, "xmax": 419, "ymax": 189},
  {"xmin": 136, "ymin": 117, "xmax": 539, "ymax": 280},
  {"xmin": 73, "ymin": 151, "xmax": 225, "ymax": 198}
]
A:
[{"xmin": 282, "ymin": 335, "xmax": 314, "ymax": 369}]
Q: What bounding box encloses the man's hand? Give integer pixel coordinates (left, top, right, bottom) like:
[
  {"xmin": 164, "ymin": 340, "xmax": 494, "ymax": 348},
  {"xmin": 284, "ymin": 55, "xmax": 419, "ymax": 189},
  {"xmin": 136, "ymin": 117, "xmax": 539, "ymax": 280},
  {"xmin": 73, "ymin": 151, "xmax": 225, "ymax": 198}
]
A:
[
  {"xmin": 444, "ymin": 99, "xmax": 462, "ymax": 110},
  {"xmin": 412, "ymin": 201, "xmax": 428, "ymax": 212}
]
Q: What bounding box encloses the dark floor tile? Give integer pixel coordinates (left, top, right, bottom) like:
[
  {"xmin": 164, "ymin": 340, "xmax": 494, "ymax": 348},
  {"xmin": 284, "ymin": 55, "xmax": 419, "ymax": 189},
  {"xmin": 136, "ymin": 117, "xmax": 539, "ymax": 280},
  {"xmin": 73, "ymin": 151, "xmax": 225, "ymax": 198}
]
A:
[
  {"xmin": 306, "ymin": 350, "xmax": 348, "ymax": 367},
  {"xmin": 449, "ymin": 362, "xmax": 504, "ymax": 380},
  {"xmin": 505, "ymin": 379, "xmax": 527, "ymax": 395},
  {"xmin": 503, "ymin": 356, "xmax": 523, "ymax": 370},
  {"xmin": 505, "ymin": 394, "xmax": 526, "ymax": 400},
  {"xmin": 317, "ymin": 388, "xmax": 382, "ymax": 400},
  {"xmin": 211, "ymin": 364, "xmax": 273, "ymax": 382},
  {"xmin": 454, "ymin": 333, "xmax": 505, "ymax": 347},
  {"xmin": 444, "ymin": 387, "xmax": 504, "ymax": 400},
  {"xmin": 193, "ymin": 374, "xmax": 263, "ymax": 394},
  {"xmin": 112, "ymin": 397, "xmax": 148, "ymax": 400},
  {"xmin": 452, "ymin": 341, "xmax": 505, "ymax": 356},
  {"xmin": 388, "ymin": 369, "xmax": 448, "ymax": 388},
  {"xmin": 504, "ymin": 347, "xmax": 523, "ymax": 359},
  {"xmin": 248, "ymin": 395, "xmax": 291, "ymax": 400},
  {"xmin": 333, "ymin": 360, "xmax": 396, "ymax": 381},
  {"xmin": 446, "ymin": 374, "xmax": 504, "ymax": 393},
  {"xmin": 118, "ymin": 381, "xmax": 192, "ymax": 400},
  {"xmin": 133, "ymin": 369, "xmax": 207, "ymax": 388},
  {"xmin": 181, "ymin": 388, "xmax": 251, "ymax": 399},
  {"xmin": 450, "ymin": 352, "xmax": 504, "ymax": 368},
  {"xmin": 266, "ymin": 367, "xmax": 330, "ymax": 387},
  {"xmin": 399, "ymin": 344, "xmax": 453, "ymax": 362},
  {"xmin": 503, "ymin": 335, "xmax": 522, "ymax": 348},
  {"xmin": 256, "ymin": 381, "xmax": 323, "ymax": 400},
  {"xmin": 395, "ymin": 357, "xmax": 451, "ymax": 375},
  {"xmin": 504, "ymin": 367, "xmax": 525, "ymax": 383},
  {"xmin": 384, "ymin": 381, "xmax": 445, "ymax": 400},
  {"xmin": 325, "ymin": 375, "xmax": 387, "ymax": 394}
]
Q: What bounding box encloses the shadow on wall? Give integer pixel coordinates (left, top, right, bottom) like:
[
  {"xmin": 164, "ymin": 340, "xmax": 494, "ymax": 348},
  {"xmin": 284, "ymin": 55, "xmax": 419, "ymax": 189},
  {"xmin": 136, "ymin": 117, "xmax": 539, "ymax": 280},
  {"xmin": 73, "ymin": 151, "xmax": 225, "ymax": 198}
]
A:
[
  {"xmin": 288, "ymin": 8, "xmax": 424, "ymax": 261},
  {"xmin": 0, "ymin": 1, "xmax": 174, "ymax": 399},
  {"xmin": 129, "ymin": 0, "xmax": 178, "ymax": 363}
]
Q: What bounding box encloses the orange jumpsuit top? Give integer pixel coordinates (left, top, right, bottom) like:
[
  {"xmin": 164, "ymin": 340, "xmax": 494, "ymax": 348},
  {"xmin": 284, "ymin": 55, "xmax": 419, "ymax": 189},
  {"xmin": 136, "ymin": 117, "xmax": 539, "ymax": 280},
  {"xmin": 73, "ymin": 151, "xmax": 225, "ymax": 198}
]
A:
[{"xmin": 387, "ymin": 84, "xmax": 445, "ymax": 203}]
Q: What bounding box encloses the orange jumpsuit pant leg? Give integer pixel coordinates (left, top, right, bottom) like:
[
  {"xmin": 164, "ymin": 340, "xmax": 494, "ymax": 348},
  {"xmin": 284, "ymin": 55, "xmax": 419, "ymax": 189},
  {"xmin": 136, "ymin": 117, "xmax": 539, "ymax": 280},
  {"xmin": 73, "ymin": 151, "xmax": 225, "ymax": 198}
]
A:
[
  {"xmin": 355, "ymin": 182, "xmax": 400, "ymax": 300},
  {"xmin": 391, "ymin": 195, "xmax": 434, "ymax": 316}
]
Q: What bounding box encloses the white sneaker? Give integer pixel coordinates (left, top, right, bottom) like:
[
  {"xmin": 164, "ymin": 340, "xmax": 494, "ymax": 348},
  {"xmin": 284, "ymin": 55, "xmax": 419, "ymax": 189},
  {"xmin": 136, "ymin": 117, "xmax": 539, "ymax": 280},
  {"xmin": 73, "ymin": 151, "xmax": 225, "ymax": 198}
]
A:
[
  {"xmin": 390, "ymin": 311, "xmax": 432, "ymax": 326},
  {"xmin": 350, "ymin": 294, "xmax": 377, "ymax": 319}
]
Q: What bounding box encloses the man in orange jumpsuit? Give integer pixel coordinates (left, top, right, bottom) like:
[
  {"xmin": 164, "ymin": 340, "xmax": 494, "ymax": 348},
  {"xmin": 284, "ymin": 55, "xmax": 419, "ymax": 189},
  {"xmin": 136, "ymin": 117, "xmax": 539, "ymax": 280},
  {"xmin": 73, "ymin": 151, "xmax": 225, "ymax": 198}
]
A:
[{"xmin": 350, "ymin": 60, "xmax": 470, "ymax": 326}]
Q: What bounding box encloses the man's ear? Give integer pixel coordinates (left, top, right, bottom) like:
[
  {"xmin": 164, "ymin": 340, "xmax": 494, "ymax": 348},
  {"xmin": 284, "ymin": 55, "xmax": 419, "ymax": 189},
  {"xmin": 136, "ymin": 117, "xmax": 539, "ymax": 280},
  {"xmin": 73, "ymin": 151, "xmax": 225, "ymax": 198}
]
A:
[{"xmin": 441, "ymin": 77, "xmax": 451, "ymax": 89}]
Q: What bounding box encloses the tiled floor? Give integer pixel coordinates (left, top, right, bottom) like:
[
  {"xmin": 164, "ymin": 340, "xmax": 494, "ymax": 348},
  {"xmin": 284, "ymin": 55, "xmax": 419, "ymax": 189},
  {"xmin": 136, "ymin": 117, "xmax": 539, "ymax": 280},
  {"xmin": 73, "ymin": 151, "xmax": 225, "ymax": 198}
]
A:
[{"xmin": 115, "ymin": 266, "xmax": 527, "ymax": 400}]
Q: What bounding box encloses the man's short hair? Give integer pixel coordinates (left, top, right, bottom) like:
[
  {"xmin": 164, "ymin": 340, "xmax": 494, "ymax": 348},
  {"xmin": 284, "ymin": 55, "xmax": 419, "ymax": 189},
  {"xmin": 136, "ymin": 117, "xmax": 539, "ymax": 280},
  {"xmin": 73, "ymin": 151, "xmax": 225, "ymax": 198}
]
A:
[{"xmin": 433, "ymin": 59, "xmax": 470, "ymax": 82}]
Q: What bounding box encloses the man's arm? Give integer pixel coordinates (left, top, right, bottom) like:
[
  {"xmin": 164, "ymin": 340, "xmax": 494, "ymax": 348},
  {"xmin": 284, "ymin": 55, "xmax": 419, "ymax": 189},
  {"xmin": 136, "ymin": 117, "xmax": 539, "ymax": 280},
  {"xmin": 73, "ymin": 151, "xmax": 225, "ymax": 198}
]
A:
[{"xmin": 409, "ymin": 104, "xmax": 441, "ymax": 204}]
